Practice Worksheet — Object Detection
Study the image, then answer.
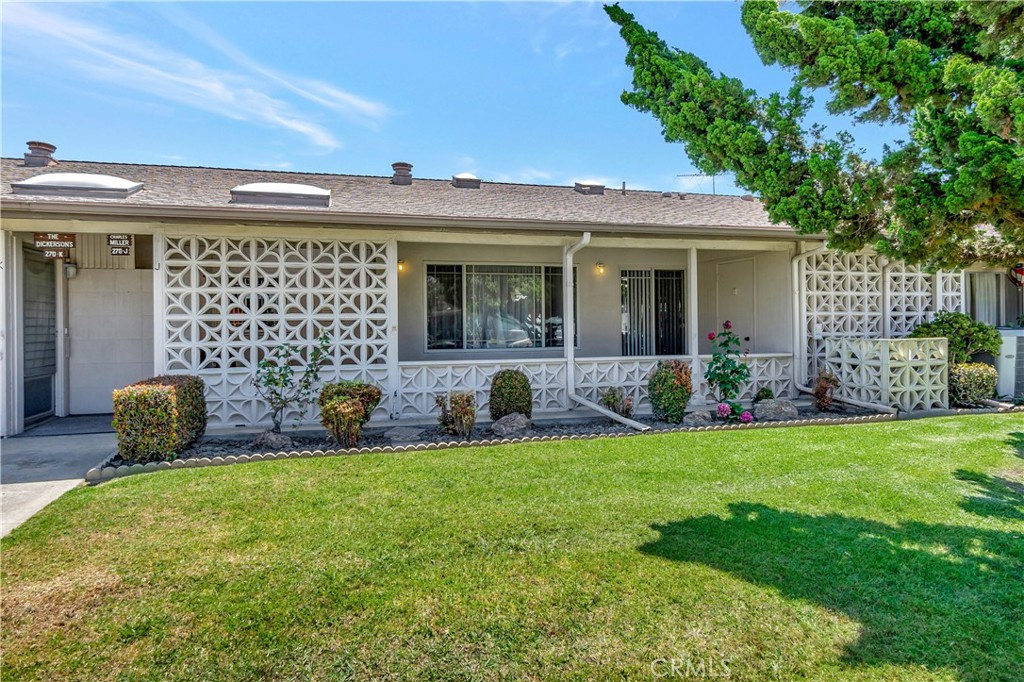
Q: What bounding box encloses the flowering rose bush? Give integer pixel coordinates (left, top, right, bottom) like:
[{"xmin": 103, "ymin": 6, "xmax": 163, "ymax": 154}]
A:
[{"xmin": 705, "ymin": 321, "xmax": 751, "ymax": 402}]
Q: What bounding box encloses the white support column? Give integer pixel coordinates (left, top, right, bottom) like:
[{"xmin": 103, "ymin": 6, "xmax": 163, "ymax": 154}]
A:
[
  {"xmin": 152, "ymin": 233, "xmax": 166, "ymax": 375},
  {"xmin": 0, "ymin": 231, "xmax": 16, "ymax": 436},
  {"xmin": 687, "ymin": 246, "xmax": 703, "ymax": 404},
  {"xmin": 385, "ymin": 238, "xmax": 401, "ymax": 418},
  {"xmin": 881, "ymin": 256, "xmax": 892, "ymax": 338}
]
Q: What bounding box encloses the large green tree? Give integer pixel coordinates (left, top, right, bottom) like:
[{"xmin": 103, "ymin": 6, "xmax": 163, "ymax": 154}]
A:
[{"xmin": 605, "ymin": 1, "xmax": 1023, "ymax": 269}]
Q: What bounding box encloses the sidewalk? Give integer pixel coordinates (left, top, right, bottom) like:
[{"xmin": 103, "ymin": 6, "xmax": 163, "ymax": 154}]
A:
[{"xmin": 1, "ymin": 432, "xmax": 116, "ymax": 537}]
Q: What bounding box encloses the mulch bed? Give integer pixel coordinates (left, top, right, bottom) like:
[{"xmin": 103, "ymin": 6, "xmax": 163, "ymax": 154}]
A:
[{"xmin": 106, "ymin": 402, "xmax": 881, "ymax": 467}]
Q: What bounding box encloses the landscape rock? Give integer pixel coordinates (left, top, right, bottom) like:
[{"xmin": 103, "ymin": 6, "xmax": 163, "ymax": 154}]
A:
[
  {"xmin": 754, "ymin": 398, "xmax": 799, "ymax": 422},
  {"xmin": 250, "ymin": 431, "xmax": 295, "ymax": 452},
  {"xmin": 682, "ymin": 410, "xmax": 714, "ymax": 427},
  {"xmin": 386, "ymin": 426, "xmax": 425, "ymax": 443},
  {"xmin": 491, "ymin": 413, "xmax": 532, "ymax": 437}
]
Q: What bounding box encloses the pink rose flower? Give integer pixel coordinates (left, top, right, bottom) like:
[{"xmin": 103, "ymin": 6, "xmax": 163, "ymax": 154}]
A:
[
  {"xmin": 723, "ymin": 320, "xmax": 733, "ymax": 330},
  {"xmin": 717, "ymin": 403, "xmax": 732, "ymax": 418},
  {"xmin": 740, "ymin": 411, "xmax": 753, "ymax": 423},
  {"xmin": 708, "ymin": 332, "xmax": 717, "ymax": 341}
]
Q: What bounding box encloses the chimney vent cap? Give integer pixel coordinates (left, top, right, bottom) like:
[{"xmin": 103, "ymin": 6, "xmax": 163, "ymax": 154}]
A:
[
  {"xmin": 24, "ymin": 140, "xmax": 57, "ymax": 167},
  {"xmin": 391, "ymin": 161, "xmax": 413, "ymax": 185}
]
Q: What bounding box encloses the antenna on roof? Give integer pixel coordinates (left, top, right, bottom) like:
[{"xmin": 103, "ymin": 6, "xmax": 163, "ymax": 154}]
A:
[{"xmin": 677, "ymin": 172, "xmax": 716, "ymax": 195}]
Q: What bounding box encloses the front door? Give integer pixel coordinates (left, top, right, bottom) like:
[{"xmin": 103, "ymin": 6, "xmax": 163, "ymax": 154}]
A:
[
  {"xmin": 716, "ymin": 258, "xmax": 755, "ymax": 352},
  {"xmin": 22, "ymin": 249, "xmax": 57, "ymax": 424}
]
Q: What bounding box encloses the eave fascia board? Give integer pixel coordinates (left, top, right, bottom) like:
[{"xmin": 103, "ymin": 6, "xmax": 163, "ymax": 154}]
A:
[{"xmin": 0, "ymin": 198, "xmax": 808, "ymax": 241}]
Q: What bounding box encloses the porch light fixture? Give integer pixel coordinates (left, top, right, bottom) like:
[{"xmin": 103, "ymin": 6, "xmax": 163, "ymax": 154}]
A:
[
  {"xmin": 398, "ymin": 259, "xmax": 406, "ymax": 272},
  {"xmin": 596, "ymin": 262, "xmax": 606, "ymax": 274}
]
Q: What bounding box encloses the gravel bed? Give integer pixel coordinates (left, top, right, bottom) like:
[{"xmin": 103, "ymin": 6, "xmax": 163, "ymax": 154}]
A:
[{"xmin": 107, "ymin": 402, "xmax": 883, "ymax": 467}]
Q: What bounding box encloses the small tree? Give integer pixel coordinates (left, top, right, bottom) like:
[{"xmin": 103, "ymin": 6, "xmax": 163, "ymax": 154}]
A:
[
  {"xmin": 705, "ymin": 321, "xmax": 751, "ymax": 402},
  {"xmin": 909, "ymin": 311, "xmax": 1002, "ymax": 364},
  {"xmin": 253, "ymin": 332, "xmax": 331, "ymax": 433}
]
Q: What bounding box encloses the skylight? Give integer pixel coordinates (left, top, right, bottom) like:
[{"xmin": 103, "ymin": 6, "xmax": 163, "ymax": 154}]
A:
[
  {"xmin": 452, "ymin": 172, "xmax": 481, "ymax": 189},
  {"xmin": 10, "ymin": 172, "xmax": 144, "ymax": 198},
  {"xmin": 230, "ymin": 182, "xmax": 331, "ymax": 207}
]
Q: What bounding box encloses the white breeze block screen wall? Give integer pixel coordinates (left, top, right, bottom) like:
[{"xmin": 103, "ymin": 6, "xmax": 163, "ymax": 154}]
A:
[
  {"xmin": 824, "ymin": 337, "xmax": 949, "ymax": 411},
  {"xmin": 159, "ymin": 236, "xmax": 392, "ymax": 428},
  {"xmin": 802, "ymin": 252, "xmax": 964, "ymax": 380}
]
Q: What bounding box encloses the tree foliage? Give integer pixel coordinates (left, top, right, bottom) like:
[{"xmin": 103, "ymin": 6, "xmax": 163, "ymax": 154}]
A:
[{"xmin": 605, "ymin": 1, "xmax": 1023, "ymax": 269}]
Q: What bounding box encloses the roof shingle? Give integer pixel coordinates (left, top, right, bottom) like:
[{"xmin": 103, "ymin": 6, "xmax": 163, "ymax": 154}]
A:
[{"xmin": 1, "ymin": 158, "xmax": 792, "ymax": 232}]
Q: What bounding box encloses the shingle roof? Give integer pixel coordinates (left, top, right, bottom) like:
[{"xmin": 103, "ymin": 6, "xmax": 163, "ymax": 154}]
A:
[{"xmin": 1, "ymin": 157, "xmax": 793, "ymax": 233}]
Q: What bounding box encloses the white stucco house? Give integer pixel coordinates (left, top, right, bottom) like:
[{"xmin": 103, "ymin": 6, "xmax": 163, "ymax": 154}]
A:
[{"xmin": 1, "ymin": 142, "xmax": 1020, "ymax": 436}]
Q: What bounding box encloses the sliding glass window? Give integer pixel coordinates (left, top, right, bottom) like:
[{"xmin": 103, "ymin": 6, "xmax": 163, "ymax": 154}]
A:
[{"xmin": 426, "ymin": 264, "xmax": 576, "ymax": 351}]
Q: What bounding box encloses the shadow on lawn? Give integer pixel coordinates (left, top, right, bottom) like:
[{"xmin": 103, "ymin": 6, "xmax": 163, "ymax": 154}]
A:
[
  {"xmin": 955, "ymin": 469, "xmax": 1024, "ymax": 521},
  {"xmin": 639, "ymin": 503, "xmax": 1024, "ymax": 682},
  {"xmin": 1008, "ymin": 432, "xmax": 1024, "ymax": 458}
]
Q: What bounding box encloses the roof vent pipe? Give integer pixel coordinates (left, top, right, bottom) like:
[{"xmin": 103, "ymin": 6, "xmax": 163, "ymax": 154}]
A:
[
  {"xmin": 24, "ymin": 141, "xmax": 57, "ymax": 167},
  {"xmin": 391, "ymin": 161, "xmax": 412, "ymax": 185},
  {"xmin": 452, "ymin": 172, "xmax": 481, "ymax": 189}
]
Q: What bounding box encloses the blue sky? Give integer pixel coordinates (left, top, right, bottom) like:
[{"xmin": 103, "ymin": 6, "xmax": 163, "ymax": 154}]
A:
[{"xmin": 2, "ymin": 1, "xmax": 902, "ymax": 196}]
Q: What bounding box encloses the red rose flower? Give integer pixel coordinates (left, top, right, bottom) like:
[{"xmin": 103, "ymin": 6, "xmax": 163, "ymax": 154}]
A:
[
  {"xmin": 723, "ymin": 320, "xmax": 732, "ymax": 330},
  {"xmin": 708, "ymin": 332, "xmax": 716, "ymax": 341}
]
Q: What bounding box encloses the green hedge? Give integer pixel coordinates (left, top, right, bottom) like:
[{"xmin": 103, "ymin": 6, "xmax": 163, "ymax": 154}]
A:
[
  {"xmin": 318, "ymin": 381, "xmax": 382, "ymax": 426},
  {"xmin": 489, "ymin": 369, "xmax": 532, "ymax": 420},
  {"xmin": 112, "ymin": 375, "xmax": 207, "ymax": 462},
  {"xmin": 647, "ymin": 360, "xmax": 693, "ymax": 423},
  {"xmin": 949, "ymin": 363, "xmax": 998, "ymax": 406}
]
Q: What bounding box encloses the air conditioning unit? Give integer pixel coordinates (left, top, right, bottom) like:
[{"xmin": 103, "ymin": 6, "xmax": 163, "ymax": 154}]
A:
[{"xmin": 995, "ymin": 328, "xmax": 1024, "ymax": 400}]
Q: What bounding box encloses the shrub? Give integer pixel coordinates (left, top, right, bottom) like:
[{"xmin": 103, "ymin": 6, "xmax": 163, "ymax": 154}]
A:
[
  {"xmin": 909, "ymin": 311, "xmax": 1001, "ymax": 364},
  {"xmin": 489, "ymin": 369, "xmax": 532, "ymax": 420},
  {"xmin": 253, "ymin": 333, "xmax": 331, "ymax": 433},
  {"xmin": 812, "ymin": 370, "xmax": 840, "ymax": 412},
  {"xmin": 320, "ymin": 397, "xmax": 365, "ymax": 448},
  {"xmin": 949, "ymin": 363, "xmax": 998, "ymax": 406},
  {"xmin": 647, "ymin": 360, "xmax": 693, "ymax": 423},
  {"xmin": 705, "ymin": 320, "xmax": 751, "ymax": 401},
  {"xmin": 436, "ymin": 391, "xmax": 476, "ymax": 437},
  {"xmin": 319, "ymin": 381, "xmax": 382, "ymax": 426},
  {"xmin": 113, "ymin": 375, "xmax": 207, "ymax": 462},
  {"xmin": 753, "ymin": 387, "xmax": 775, "ymax": 403},
  {"xmin": 599, "ymin": 387, "xmax": 635, "ymax": 419}
]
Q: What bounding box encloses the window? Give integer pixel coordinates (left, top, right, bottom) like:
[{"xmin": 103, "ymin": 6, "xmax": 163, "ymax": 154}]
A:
[
  {"xmin": 621, "ymin": 269, "xmax": 685, "ymax": 356},
  {"xmin": 969, "ymin": 273, "xmax": 1002, "ymax": 326},
  {"xmin": 426, "ymin": 264, "xmax": 576, "ymax": 350}
]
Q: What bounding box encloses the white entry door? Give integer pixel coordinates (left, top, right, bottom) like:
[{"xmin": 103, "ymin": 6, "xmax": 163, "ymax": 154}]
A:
[{"xmin": 716, "ymin": 258, "xmax": 755, "ymax": 352}]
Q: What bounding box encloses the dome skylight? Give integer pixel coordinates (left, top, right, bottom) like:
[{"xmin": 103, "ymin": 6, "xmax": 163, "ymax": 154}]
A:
[
  {"xmin": 230, "ymin": 182, "xmax": 331, "ymax": 207},
  {"xmin": 11, "ymin": 172, "xmax": 144, "ymax": 198}
]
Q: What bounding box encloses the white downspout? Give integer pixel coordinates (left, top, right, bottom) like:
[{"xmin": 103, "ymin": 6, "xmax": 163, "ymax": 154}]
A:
[
  {"xmin": 563, "ymin": 230, "xmax": 650, "ymax": 431},
  {"xmin": 563, "ymin": 231, "xmax": 590, "ymax": 400}
]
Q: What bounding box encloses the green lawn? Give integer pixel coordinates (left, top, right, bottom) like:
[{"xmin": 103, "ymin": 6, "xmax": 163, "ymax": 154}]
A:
[{"xmin": 3, "ymin": 415, "xmax": 1023, "ymax": 681}]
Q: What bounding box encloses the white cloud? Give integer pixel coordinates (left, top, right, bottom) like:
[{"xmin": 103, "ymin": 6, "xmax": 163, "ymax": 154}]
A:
[
  {"xmin": 491, "ymin": 167, "xmax": 555, "ymax": 184},
  {"xmin": 2, "ymin": 4, "xmax": 388, "ymax": 151}
]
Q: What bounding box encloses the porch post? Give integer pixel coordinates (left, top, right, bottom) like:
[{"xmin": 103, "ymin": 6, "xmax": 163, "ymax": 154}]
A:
[
  {"xmin": 687, "ymin": 247, "xmax": 702, "ymax": 404},
  {"xmin": 152, "ymin": 233, "xmax": 166, "ymax": 375}
]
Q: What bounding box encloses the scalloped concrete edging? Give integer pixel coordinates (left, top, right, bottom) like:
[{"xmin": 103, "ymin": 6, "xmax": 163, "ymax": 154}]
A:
[{"xmin": 85, "ymin": 413, "xmax": 905, "ymax": 484}]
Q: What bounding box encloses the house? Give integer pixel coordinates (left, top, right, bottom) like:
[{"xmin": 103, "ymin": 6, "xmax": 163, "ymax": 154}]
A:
[{"xmin": 1, "ymin": 142, "xmax": 1020, "ymax": 436}]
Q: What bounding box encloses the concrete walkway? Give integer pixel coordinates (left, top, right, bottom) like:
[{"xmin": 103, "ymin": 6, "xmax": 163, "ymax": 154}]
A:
[{"xmin": 1, "ymin": 432, "xmax": 116, "ymax": 537}]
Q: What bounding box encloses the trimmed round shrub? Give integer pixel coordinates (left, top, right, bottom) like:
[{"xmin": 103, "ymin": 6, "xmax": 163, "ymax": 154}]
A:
[
  {"xmin": 319, "ymin": 381, "xmax": 382, "ymax": 426},
  {"xmin": 321, "ymin": 397, "xmax": 365, "ymax": 448},
  {"xmin": 647, "ymin": 360, "xmax": 693, "ymax": 423},
  {"xmin": 949, "ymin": 362, "xmax": 998, "ymax": 406},
  {"xmin": 489, "ymin": 369, "xmax": 533, "ymax": 420},
  {"xmin": 753, "ymin": 386, "xmax": 775, "ymax": 403},
  {"xmin": 909, "ymin": 311, "xmax": 1001, "ymax": 364}
]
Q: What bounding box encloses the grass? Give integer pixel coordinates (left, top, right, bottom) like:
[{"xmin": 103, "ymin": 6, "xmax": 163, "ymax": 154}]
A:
[{"xmin": 2, "ymin": 414, "xmax": 1023, "ymax": 681}]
